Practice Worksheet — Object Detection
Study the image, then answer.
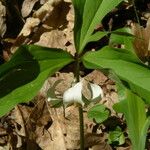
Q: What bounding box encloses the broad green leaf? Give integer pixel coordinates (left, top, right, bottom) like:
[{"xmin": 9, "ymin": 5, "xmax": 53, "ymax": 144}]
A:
[
  {"xmin": 108, "ymin": 126, "xmax": 125, "ymax": 145},
  {"xmin": 49, "ymin": 100, "xmax": 63, "ymax": 108},
  {"xmin": 0, "ymin": 45, "xmax": 74, "ymax": 117},
  {"xmin": 110, "ymin": 27, "xmax": 135, "ymax": 52},
  {"xmin": 87, "ymin": 104, "xmax": 109, "ymax": 123},
  {"xmin": 47, "ymin": 79, "xmax": 63, "ymax": 108},
  {"xmin": 82, "ymin": 46, "xmax": 150, "ymax": 104},
  {"xmin": 87, "ymin": 31, "xmax": 108, "ymax": 44},
  {"xmin": 0, "ymin": 48, "xmax": 40, "ymax": 98},
  {"xmin": 72, "ymin": 0, "xmax": 123, "ymax": 53},
  {"xmin": 47, "ymin": 79, "xmax": 63, "ymax": 98},
  {"xmin": 113, "ymin": 89, "xmax": 150, "ymax": 150},
  {"xmin": 72, "ymin": 0, "xmax": 86, "ymax": 51}
]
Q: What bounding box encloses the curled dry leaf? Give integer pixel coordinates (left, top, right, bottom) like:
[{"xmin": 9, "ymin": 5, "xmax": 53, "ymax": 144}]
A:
[
  {"xmin": 116, "ymin": 146, "xmax": 131, "ymax": 150},
  {"xmin": 33, "ymin": 0, "xmax": 63, "ymax": 19},
  {"xmin": 44, "ymin": 107, "xmax": 67, "ymax": 150},
  {"xmin": 131, "ymin": 19, "xmax": 150, "ymax": 62},
  {"xmin": 64, "ymin": 0, "xmax": 71, "ymax": 2},
  {"xmin": 19, "ymin": 17, "xmax": 40, "ymax": 36},
  {"xmin": 147, "ymin": 19, "xmax": 150, "ymax": 51},
  {"xmin": 90, "ymin": 144, "xmax": 112, "ymax": 150},
  {"xmin": 0, "ymin": 1, "xmax": 6, "ymax": 37},
  {"xmin": 63, "ymin": 4, "xmax": 75, "ymax": 55},
  {"xmin": 40, "ymin": 0, "xmax": 48, "ymax": 5},
  {"xmin": 10, "ymin": 96, "xmax": 52, "ymax": 150},
  {"xmin": 21, "ymin": 0, "xmax": 39, "ymax": 18},
  {"xmin": 36, "ymin": 30, "xmax": 66, "ymax": 48},
  {"xmin": 11, "ymin": 0, "xmax": 69, "ymax": 53}
]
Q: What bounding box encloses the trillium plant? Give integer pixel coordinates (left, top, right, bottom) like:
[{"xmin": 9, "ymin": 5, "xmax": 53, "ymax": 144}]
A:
[
  {"xmin": 0, "ymin": 0, "xmax": 150, "ymax": 150},
  {"xmin": 47, "ymin": 79, "xmax": 104, "ymax": 106},
  {"xmin": 62, "ymin": 80, "xmax": 104, "ymax": 107}
]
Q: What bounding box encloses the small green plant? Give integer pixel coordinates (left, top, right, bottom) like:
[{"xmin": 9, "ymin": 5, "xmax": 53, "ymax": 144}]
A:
[
  {"xmin": 87, "ymin": 104, "xmax": 110, "ymax": 124},
  {"xmin": 0, "ymin": 0, "xmax": 150, "ymax": 150},
  {"xmin": 108, "ymin": 126, "xmax": 125, "ymax": 146}
]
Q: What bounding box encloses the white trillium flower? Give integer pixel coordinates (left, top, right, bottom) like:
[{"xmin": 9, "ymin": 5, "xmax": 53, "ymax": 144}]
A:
[
  {"xmin": 47, "ymin": 97, "xmax": 58, "ymax": 102},
  {"xmin": 47, "ymin": 97, "xmax": 51, "ymax": 101},
  {"xmin": 63, "ymin": 80, "xmax": 104, "ymax": 107},
  {"xmin": 63, "ymin": 81, "xmax": 84, "ymax": 107},
  {"xmin": 90, "ymin": 83, "xmax": 104, "ymax": 99}
]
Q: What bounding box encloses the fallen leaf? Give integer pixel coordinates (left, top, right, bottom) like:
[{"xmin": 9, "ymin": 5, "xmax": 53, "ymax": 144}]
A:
[
  {"xmin": 33, "ymin": 0, "xmax": 63, "ymax": 19},
  {"xmin": 20, "ymin": 17, "xmax": 40, "ymax": 36},
  {"xmin": 21, "ymin": 0, "xmax": 39, "ymax": 18},
  {"xmin": 0, "ymin": 1, "xmax": 6, "ymax": 37},
  {"xmin": 36, "ymin": 30, "xmax": 66, "ymax": 48},
  {"xmin": 90, "ymin": 143, "xmax": 112, "ymax": 150},
  {"xmin": 40, "ymin": 0, "xmax": 48, "ymax": 4},
  {"xmin": 132, "ymin": 19, "xmax": 150, "ymax": 62},
  {"xmin": 117, "ymin": 146, "xmax": 131, "ymax": 150}
]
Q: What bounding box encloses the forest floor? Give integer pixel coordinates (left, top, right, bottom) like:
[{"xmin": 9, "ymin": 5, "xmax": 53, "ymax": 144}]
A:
[{"xmin": 0, "ymin": 0, "xmax": 150, "ymax": 149}]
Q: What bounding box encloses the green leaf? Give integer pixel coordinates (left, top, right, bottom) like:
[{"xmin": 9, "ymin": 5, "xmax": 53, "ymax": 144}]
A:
[
  {"xmin": 108, "ymin": 126, "xmax": 125, "ymax": 145},
  {"xmin": 87, "ymin": 104, "xmax": 109, "ymax": 123},
  {"xmin": 72, "ymin": 0, "xmax": 123, "ymax": 53},
  {"xmin": 0, "ymin": 48, "xmax": 40, "ymax": 98},
  {"xmin": 0, "ymin": 45, "xmax": 74, "ymax": 117},
  {"xmin": 47, "ymin": 80, "xmax": 63, "ymax": 108},
  {"xmin": 82, "ymin": 46, "xmax": 150, "ymax": 104},
  {"xmin": 110, "ymin": 27, "xmax": 135, "ymax": 52},
  {"xmin": 72, "ymin": 0, "xmax": 86, "ymax": 51},
  {"xmin": 87, "ymin": 31, "xmax": 108, "ymax": 44},
  {"xmin": 113, "ymin": 89, "xmax": 150, "ymax": 150},
  {"xmin": 47, "ymin": 79, "xmax": 63, "ymax": 98},
  {"xmin": 49, "ymin": 100, "xmax": 63, "ymax": 108}
]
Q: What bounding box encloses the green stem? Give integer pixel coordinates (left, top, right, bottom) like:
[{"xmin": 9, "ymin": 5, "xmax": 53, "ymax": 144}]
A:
[
  {"xmin": 132, "ymin": 0, "xmax": 141, "ymax": 26},
  {"xmin": 75, "ymin": 54, "xmax": 84, "ymax": 150},
  {"xmin": 78, "ymin": 106, "xmax": 84, "ymax": 150}
]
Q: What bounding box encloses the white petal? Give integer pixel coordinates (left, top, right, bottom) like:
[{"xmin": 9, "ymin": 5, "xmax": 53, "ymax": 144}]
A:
[
  {"xmin": 47, "ymin": 97, "xmax": 52, "ymax": 102},
  {"xmin": 63, "ymin": 81, "xmax": 84, "ymax": 106},
  {"xmin": 90, "ymin": 83, "xmax": 104, "ymax": 99},
  {"xmin": 47, "ymin": 97, "xmax": 59, "ymax": 101}
]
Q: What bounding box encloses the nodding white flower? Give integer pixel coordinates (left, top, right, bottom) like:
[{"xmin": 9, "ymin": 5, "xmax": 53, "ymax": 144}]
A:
[
  {"xmin": 47, "ymin": 97, "xmax": 58, "ymax": 102},
  {"xmin": 47, "ymin": 97, "xmax": 51, "ymax": 102},
  {"xmin": 90, "ymin": 83, "xmax": 104, "ymax": 99},
  {"xmin": 63, "ymin": 81, "xmax": 84, "ymax": 107},
  {"xmin": 63, "ymin": 80, "xmax": 103, "ymax": 107}
]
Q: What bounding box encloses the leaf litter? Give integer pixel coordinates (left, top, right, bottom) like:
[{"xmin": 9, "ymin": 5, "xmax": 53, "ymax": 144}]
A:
[{"xmin": 0, "ymin": 0, "xmax": 150, "ymax": 149}]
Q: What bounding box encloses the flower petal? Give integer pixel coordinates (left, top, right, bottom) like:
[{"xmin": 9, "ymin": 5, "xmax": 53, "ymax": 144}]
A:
[
  {"xmin": 63, "ymin": 81, "xmax": 84, "ymax": 106},
  {"xmin": 90, "ymin": 83, "xmax": 104, "ymax": 100}
]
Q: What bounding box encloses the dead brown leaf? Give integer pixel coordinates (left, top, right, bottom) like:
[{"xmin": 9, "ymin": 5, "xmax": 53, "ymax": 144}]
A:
[
  {"xmin": 20, "ymin": 17, "xmax": 40, "ymax": 37},
  {"xmin": 21, "ymin": 0, "xmax": 39, "ymax": 18},
  {"xmin": 0, "ymin": 1, "xmax": 6, "ymax": 37},
  {"xmin": 132, "ymin": 18, "xmax": 150, "ymax": 62},
  {"xmin": 36, "ymin": 30, "xmax": 66, "ymax": 48},
  {"xmin": 40, "ymin": 0, "xmax": 48, "ymax": 5},
  {"xmin": 33, "ymin": 0, "xmax": 63, "ymax": 19},
  {"xmin": 117, "ymin": 146, "xmax": 131, "ymax": 150},
  {"xmin": 90, "ymin": 144, "xmax": 112, "ymax": 150}
]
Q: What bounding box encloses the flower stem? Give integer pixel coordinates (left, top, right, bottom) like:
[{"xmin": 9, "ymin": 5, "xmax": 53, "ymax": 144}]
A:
[
  {"xmin": 75, "ymin": 54, "xmax": 84, "ymax": 150},
  {"xmin": 78, "ymin": 106, "xmax": 84, "ymax": 150}
]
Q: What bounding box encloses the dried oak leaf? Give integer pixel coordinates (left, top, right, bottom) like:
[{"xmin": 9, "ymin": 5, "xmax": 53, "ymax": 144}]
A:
[
  {"xmin": 132, "ymin": 19, "xmax": 150, "ymax": 62},
  {"xmin": 116, "ymin": 146, "xmax": 131, "ymax": 150},
  {"xmin": 36, "ymin": 30, "xmax": 66, "ymax": 49},
  {"xmin": 21, "ymin": 0, "xmax": 39, "ymax": 18},
  {"xmin": 0, "ymin": 1, "xmax": 6, "ymax": 37},
  {"xmin": 20, "ymin": 17, "xmax": 40, "ymax": 36},
  {"xmin": 11, "ymin": 0, "xmax": 68, "ymax": 53},
  {"xmin": 33, "ymin": 0, "xmax": 63, "ymax": 19},
  {"xmin": 40, "ymin": 0, "xmax": 48, "ymax": 5}
]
